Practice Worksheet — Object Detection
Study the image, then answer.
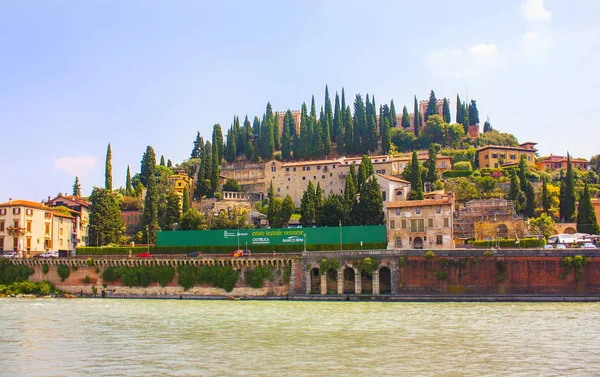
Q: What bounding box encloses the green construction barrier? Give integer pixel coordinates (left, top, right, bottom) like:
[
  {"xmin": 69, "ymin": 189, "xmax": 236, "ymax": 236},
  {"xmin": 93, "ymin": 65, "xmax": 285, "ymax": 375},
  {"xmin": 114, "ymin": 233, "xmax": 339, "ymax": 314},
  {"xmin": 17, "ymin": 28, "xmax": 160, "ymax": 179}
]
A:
[{"xmin": 157, "ymin": 225, "xmax": 386, "ymax": 248}]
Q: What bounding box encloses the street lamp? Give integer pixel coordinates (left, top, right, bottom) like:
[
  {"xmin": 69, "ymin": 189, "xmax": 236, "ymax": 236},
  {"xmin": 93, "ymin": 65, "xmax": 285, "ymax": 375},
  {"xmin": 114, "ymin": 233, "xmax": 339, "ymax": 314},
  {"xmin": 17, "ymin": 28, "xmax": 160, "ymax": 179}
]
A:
[
  {"xmin": 304, "ymin": 236, "xmax": 307, "ymax": 252},
  {"xmin": 237, "ymin": 224, "xmax": 240, "ymax": 251},
  {"xmin": 146, "ymin": 225, "xmax": 150, "ymax": 255},
  {"xmin": 339, "ymin": 221, "xmax": 342, "ymax": 251}
]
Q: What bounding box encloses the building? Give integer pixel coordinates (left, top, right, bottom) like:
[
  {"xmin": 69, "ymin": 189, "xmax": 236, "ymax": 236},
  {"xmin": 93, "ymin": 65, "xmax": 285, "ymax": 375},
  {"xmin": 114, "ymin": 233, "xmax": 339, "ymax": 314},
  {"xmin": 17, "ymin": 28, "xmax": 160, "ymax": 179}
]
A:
[
  {"xmin": 536, "ymin": 154, "xmax": 588, "ymax": 171},
  {"xmin": 169, "ymin": 170, "xmax": 194, "ymax": 208},
  {"xmin": 374, "ymin": 174, "xmax": 411, "ymax": 206},
  {"xmin": 275, "ymin": 110, "xmax": 302, "ymax": 138},
  {"xmin": 122, "ymin": 210, "xmax": 142, "ymax": 236},
  {"xmin": 386, "ymin": 195, "xmax": 455, "ymax": 249},
  {"xmin": 476, "ymin": 142, "xmax": 537, "ymax": 169},
  {"xmin": 453, "ymin": 199, "xmax": 523, "ymax": 243},
  {"xmin": 47, "ymin": 195, "xmax": 90, "ymax": 247},
  {"xmin": 0, "ymin": 199, "xmax": 75, "ymax": 257}
]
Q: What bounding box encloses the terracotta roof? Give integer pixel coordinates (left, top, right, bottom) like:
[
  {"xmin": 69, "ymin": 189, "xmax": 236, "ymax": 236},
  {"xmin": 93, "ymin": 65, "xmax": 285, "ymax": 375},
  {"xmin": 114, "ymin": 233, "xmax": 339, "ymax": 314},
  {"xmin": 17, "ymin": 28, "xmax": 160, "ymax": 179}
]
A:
[
  {"xmin": 387, "ymin": 198, "xmax": 453, "ymax": 209},
  {"xmin": 52, "ymin": 211, "xmax": 74, "ymax": 219},
  {"xmin": 48, "ymin": 195, "xmax": 90, "ymax": 207},
  {"xmin": 537, "ymin": 155, "xmax": 588, "ymax": 163},
  {"xmin": 280, "ymin": 160, "xmax": 341, "ymax": 167},
  {"xmin": 375, "ymin": 173, "xmax": 410, "ymax": 184},
  {"xmin": 0, "ymin": 200, "xmax": 49, "ymax": 210},
  {"xmin": 477, "ymin": 145, "xmax": 536, "ymax": 152}
]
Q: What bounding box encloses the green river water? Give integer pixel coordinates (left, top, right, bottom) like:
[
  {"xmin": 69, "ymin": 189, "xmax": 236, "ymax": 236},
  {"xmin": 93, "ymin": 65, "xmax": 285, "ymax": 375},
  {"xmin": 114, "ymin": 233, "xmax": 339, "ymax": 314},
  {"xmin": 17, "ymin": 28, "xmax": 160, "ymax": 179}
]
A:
[{"xmin": 0, "ymin": 299, "xmax": 598, "ymax": 376}]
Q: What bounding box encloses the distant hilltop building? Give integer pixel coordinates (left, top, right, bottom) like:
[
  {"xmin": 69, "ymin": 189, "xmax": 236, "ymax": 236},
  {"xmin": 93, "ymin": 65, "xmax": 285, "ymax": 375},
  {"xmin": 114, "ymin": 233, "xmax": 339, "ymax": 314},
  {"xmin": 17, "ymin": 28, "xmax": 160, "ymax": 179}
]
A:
[
  {"xmin": 275, "ymin": 110, "xmax": 302, "ymax": 138},
  {"xmin": 476, "ymin": 142, "xmax": 537, "ymax": 169},
  {"xmin": 536, "ymin": 154, "xmax": 588, "ymax": 171}
]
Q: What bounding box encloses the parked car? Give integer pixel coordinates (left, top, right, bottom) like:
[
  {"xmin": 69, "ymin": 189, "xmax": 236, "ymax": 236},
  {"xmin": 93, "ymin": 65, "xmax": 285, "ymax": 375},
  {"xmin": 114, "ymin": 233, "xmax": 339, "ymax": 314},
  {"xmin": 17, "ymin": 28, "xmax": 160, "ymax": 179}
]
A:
[
  {"xmin": 1, "ymin": 252, "xmax": 17, "ymax": 259},
  {"xmin": 37, "ymin": 251, "xmax": 58, "ymax": 258},
  {"xmin": 230, "ymin": 249, "xmax": 251, "ymax": 257},
  {"xmin": 135, "ymin": 252, "xmax": 152, "ymax": 258},
  {"xmin": 543, "ymin": 244, "xmax": 554, "ymax": 249},
  {"xmin": 555, "ymin": 244, "xmax": 567, "ymax": 249},
  {"xmin": 580, "ymin": 243, "xmax": 597, "ymax": 249},
  {"xmin": 186, "ymin": 251, "xmax": 202, "ymax": 258}
]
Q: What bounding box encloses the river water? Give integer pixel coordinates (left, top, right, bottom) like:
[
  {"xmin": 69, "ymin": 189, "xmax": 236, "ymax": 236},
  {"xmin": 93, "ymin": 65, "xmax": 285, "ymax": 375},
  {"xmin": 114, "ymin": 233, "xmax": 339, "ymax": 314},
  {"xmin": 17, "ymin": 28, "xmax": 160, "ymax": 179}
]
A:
[{"xmin": 0, "ymin": 299, "xmax": 599, "ymax": 376}]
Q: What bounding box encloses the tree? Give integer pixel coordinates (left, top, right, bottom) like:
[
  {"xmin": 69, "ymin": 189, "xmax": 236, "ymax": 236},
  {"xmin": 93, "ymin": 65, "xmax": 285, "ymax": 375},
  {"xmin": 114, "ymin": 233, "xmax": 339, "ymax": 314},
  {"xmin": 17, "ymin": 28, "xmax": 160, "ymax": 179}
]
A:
[
  {"xmin": 140, "ymin": 161, "xmax": 160, "ymax": 243},
  {"xmin": 357, "ymin": 155, "xmax": 375, "ymax": 192},
  {"xmin": 315, "ymin": 182, "xmax": 323, "ymax": 209},
  {"xmin": 381, "ymin": 116, "xmax": 391, "ymax": 155},
  {"xmin": 442, "ymin": 98, "xmax": 451, "ymax": 124},
  {"xmin": 518, "ymin": 156, "xmax": 535, "ymax": 218},
  {"xmin": 160, "ymin": 155, "xmax": 165, "ymax": 166},
  {"xmin": 354, "ymin": 177, "xmax": 385, "ymax": 225},
  {"xmin": 530, "ymin": 213, "xmax": 556, "ymax": 239},
  {"xmin": 72, "ymin": 176, "xmax": 81, "ymax": 197},
  {"xmin": 313, "ymin": 107, "xmax": 325, "ymax": 157},
  {"xmin": 297, "ymin": 103, "xmax": 309, "ymax": 160},
  {"xmin": 211, "ymin": 125, "xmax": 222, "ymax": 195},
  {"xmin": 468, "ymin": 100, "xmax": 479, "ymax": 125},
  {"xmin": 160, "ymin": 192, "xmax": 181, "ymax": 231},
  {"xmin": 105, "ymin": 143, "xmax": 112, "ymax": 191},
  {"xmin": 407, "ymin": 151, "xmax": 424, "ymax": 200},
  {"xmin": 179, "ymin": 209, "xmax": 208, "ymax": 230},
  {"xmin": 541, "ymin": 176, "xmax": 551, "ymax": 215},
  {"xmin": 88, "ymin": 187, "xmax": 124, "ymax": 246},
  {"xmin": 577, "ymin": 182, "xmax": 600, "ymax": 234},
  {"xmin": 281, "ymin": 110, "xmax": 292, "ymax": 160},
  {"xmin": 344, "ymin": 106, "xmax": 353, "ymax": 155},
  {"xmin": 323, "ymin": 109, "xmax": 331, "ymax": 156},
  {"xmin": 424, "ymin": 90, "xmax": 438, "ymax": 122},
  {"xmin": 279, "ymin": 195, "xmax": 295, "ymax": 228},
  {"xmin": 181, "ymin": 186, "xmax": 190, "ymax": 213},
  {"xmin": 560, "ymin": 154, "xmax": 577, "ymax": 222},
  {"xmin": 462, "ymin": 114, "xmax": 470, "ymax": 135},
  {"xmin": 390, "ymin": 100, "xmax": 397, "ymax": 128},
  {"xmin": 483, "ymin": 118, "xmax": 492, "ymax": 133},
  {"xmin": 324, "ymin": 85, "xmax": 333, "ymax": 142},
  {"xmin": 300, "ymin": 181, "xmax": 316, "ymax": 226},
  {"xmin": 413, "ymin": 96, "xmax": 420, "ymax": 137},
  {"xmin": 167, "ymin": 159, "xmax": 172, "ymax": 168},
  {"xmin": 401, "ymin": 106, "xmax": 411, "ymax": 129},
  {"xmin": 508, "ymin": 174, "xmax": 526, "ymax": 215},
  {"xmin": 243, "ymin": 116, "xmax": 254, "ymax": 161},
  {"xmin": 125, "ymin": 166, "xmax": 132, "ymax": 196},
  {"xmin": 191, "ymin": 132, "xmax": 203, "ymax": 159},
  {"xmin": 223, "ymin": 178, "xmax": 240, "ymax": 192},
  {"xmin": 273, "ymin": 113, "xmax": 280, "ymax": 151},
  {"xmin": 365, "ymin": 96, "xmax": 378, "ymax": 152},
  {"xmin": 425, "ymin": 143, "xmax": 441, "ymax": 183},
  {"xmin": 456, "ymin": 94, "xmax": 465, "ymax": 125},
  {"xmin": 317, "ymin": 194, "xmax": 348, "ymax": 226},
  {"xmin": 267, "ymin": 198, "xmax": 282, "ymax": 228},
  {"xmin": 590, "ymin": 154, "xmax": 600, "ymax": 175},
  {"xmin": 195, "ymin": 141, "xmax": 212, "ymax": 199},
  {"xmin": 390, "ymin": 128, "xmax": 416, "ymax": 152},
  {"xmin": 140, "ymin": 146, "xmax": 156, "ymax": 187},
  {"xmin": 334, "ymin": 92, "xmax": 343, "ymax": 153},
  {"xmin": 353, "ymin": 95, "xmax": 367, "ymax": 154},
  {"xmin": 345, "ymin": 164, "xmax": 357, "ymax": 204}
]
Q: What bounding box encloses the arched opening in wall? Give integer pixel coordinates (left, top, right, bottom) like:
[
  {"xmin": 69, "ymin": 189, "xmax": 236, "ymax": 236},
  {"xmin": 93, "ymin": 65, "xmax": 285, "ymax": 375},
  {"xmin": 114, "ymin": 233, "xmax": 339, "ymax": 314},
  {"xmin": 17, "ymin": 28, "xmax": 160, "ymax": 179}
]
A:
[
  {"xmin": 379, "ymin": 266, "xmax": 391, "ymax": 294},
  {"xmin": 496, "ymin": 224, "xmax": 508, "ymax": 239},
  {"xmin": 413, "ymin": 237, "xmax": 423, "ymax": 249},
  {"xmin": 361, "ymin": 271, "xmax": 373, "ymax": 294},
  {"xmin": 310, "ymin": 268, "xmax": 320, "ymax": 294},
  {"xmin": 564, "ymin": 227, "xmax": 576, "ymax": 234},
  {"xmin": 326, "ymin": 268, "xmax": 337, "ymax": 294},
  {"xmin": 343, "ymin": 267, "xmax": 355, "ymax": 294}
]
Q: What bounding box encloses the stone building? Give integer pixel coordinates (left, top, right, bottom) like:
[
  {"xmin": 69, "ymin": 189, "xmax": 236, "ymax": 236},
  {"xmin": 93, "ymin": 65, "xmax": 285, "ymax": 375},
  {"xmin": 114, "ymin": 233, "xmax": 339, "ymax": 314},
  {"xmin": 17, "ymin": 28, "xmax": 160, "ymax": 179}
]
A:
[
  {"xmin": 476, "ymin": 142, "xmax": 537, "ymax": 169},
  {"xmin": 275, "ymin": 110, "xmax": 302, "ymax": 138},
  {"xmin": 386, "ymin": 195, "xmax": 455, "ymax": 249},
  {"xmin": 453, "ymin": 199, "xmax": 525, "ymax": 244},
  {"xmin": 0, "ymin": 199, "xmax": 75, "ymax": 257},
  {"xmin": 46, "ymin": 194, "xmax": 90, "ymax": 247},
  {"xmin": 168, "ymin": 170, "xmax": 194, "ymax": 208},
  {"xmin": 536, "ymin": 154, "xmax": 588, "ymax": 171}
]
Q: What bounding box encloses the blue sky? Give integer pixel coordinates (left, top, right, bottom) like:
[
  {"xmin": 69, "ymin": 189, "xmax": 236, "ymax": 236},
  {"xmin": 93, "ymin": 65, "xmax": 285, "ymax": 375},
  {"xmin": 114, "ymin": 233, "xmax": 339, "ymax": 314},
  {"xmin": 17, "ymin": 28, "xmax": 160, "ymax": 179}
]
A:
[{"xmin": 1, "ymin": 0, "xmax": 599, "ymax": 201}]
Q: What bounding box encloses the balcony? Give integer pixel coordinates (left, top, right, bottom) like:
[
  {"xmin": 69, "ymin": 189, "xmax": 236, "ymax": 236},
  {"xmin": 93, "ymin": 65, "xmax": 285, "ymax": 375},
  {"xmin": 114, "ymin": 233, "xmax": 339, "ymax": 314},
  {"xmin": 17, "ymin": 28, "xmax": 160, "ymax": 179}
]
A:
[{"xmin": 7, "ymin": 226, "xmax": 26, "ymax": 236}]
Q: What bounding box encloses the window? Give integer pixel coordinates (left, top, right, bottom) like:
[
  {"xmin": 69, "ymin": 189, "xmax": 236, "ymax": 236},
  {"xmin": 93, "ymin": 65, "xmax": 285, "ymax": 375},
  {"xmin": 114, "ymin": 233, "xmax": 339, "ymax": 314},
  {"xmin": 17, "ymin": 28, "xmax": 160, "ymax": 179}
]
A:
[
  {"xmin": 60, "ymin": 228, "xmax": 63, "ymax": 236},
  {"xmin": 286, "ymin": 168, "xmax": 289, "ymax": 172},
  {"xmin": 484, "ymin": 155, "xmax": 489, "ymax": 160},
  {"xmin": 26, "ymin": 237, "xmax": 31, "ymax": 249},
  {"xmin": 382, "ymin": 191, "xmax": 387, "ymax": 202},
  {"xmin": 330, "ymin": 173, "xmax": 332, "ymax": 177},
  {"xmin": 277, "ymin": 188, "xmax": 280, "ymax": 192},
  {"xmin": 317, "ymin": 165, "xmax": 321, "ymax": 170},
  {"xmin": 527, "ymin": 156, "xmax": 531, "ymax": 161},
  {"xmin": 306, "ymin": 166, "xmax": 311, "ymax": 171},
  {"xmin": 0, "ymin": 209, "xmax": 5, "ymax": 215},
  {"xmin": 322, "ymin": 175, "xmax": 325, "ymax": 179},
  {"xmin": 390, "ymin": 220, "xmax": 395, "ymax": 229},
  {"xmin": 288, "ymin": 178, "xmax": 290, "ymax": 181},
  {"xmin": 302, "ymin": 166, "xmax": 306, "ymax": 171},
  {"xmin": 510, "ymin": 154, "xmax": 517, "ymax": 160},
  {"xmin": 25, "ymin": 209, "xmax": 33, "ymax": 216},
  {"xmin": 13, "ymin": 208, "xmax": 20, "ymax": 215},
  {"xmin": 494, "ymin": 162, "xmax": 498, "ymax": 168},
  {"xmin": 45, "ymin": 223, "xmax": 50, "ymax": 235},
  {"xmin": 0, "ymin": 221, "xmax": 3, "ymax": 231},
  {"xmin": 436, "ymin": 235, "xmax": 443, "ymax": 245},
  {"xmin": 395, "ymin": 209, "xmax": 400, "ymax": 215},
  {"xmin": 401, "ymin": 220, "xmax": 406, "ymax": 229},
  {"xmin": 428, "ymin": 218, "xmax": 433, "ymax": 228},
  {"xmin": 13, "ymin": 238, "xmax": 18, "ymax": 250},
  {"xmin": 302, "ymin": 177, "xmax": 306, "ymax": 180},
  {"xmin": 411, "ymin": 219, "xmax": 424, "ymax": 232},
  {"xmin": 313, "ymin": 176, "xmax": 316, "ymax": 179},
  {"xmin": 271, "ymin": 166, "xmax": 276, "ymax": 172},
  {"xmin": 293, "ymin": 167, "xmax": 296, "ymax": 172},
  {"xmin": 395, "ymin": 237, "xmax": 402, "ymax": 248},
  {"xmin": 13, "ymin": 220, "xmax": 19, "ymax": 229},
  {"xmin": 26, "ymin": 221, "xmax": 32, "ymax": 233},
  {"xmin": 492, "ymin": 153, "xmax": 498, "ymax": 158},
  {"xmin": 436, "ymin": 206, "xmax": 441, "ymax": 214},
  {"xmin": 45, "ymin": 212, "xmax": 51, "ymax": 219},
  {"xmin": 444, "ymin": 218, "xmax": 449, "ymax": 227},
  {"xmin": 416, "ymin": 207, "xmax": 421, "ymax": 215},
  {"xmin": 134, "ymin": 216, "xmax": 138, "ymax": 221},
  {"xmin": 0, "ymin": 237, "xmax": 3, "ymax": 251},
  {"xmin": 127, "ymin": 216, "xmax": 131, "ymax": 221},
  {"xmin": 332, "ymin": 164, "xmax": 336, "ymax": 169}
]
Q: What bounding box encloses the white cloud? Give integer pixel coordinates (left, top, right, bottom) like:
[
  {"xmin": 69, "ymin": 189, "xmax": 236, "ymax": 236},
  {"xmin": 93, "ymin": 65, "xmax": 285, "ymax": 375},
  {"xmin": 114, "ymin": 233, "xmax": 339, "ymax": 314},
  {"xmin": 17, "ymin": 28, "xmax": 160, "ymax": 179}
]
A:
[
  {"xmin": 519, "ymin": 31, "xmax": 552, "ymax": 64},
  {"xmin": 54, "ymin": 156, "xmax": 97, "ymax": 177},
  {"xmin": 522, "ymin": 31, "xmax": 540, "ymax": 41},
  {"xmin": 424, "ymin": 44, "xmax": 503, "ymax": 78},
  {"xmin": 522, "ymin": 0, "xmax": 551, "ymax": 22}
]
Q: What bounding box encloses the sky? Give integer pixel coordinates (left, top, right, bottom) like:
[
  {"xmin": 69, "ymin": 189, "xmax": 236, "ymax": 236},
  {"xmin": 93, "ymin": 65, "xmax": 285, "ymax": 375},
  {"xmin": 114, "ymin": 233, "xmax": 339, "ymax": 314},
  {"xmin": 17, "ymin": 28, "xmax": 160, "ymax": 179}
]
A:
[{"xmin": 1, "ymin": 0, "xmax": 599, "ymax": 202}]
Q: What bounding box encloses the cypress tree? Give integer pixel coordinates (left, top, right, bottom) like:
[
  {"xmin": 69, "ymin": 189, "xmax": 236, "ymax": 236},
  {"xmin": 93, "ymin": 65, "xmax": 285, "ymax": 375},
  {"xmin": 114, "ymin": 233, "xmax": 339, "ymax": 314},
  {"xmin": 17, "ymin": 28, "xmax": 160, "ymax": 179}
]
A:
[
  {"xmin": 281, "ymin": 111, "xmax": 292, "ymax": 160},
  {"xmin": 308, "ymin": 96, "xmax": 317, "ymax": 157},
  {"xmin": 561, "ymin": 153, "xmax": 577, "ymax": 221},
  {"xmin": 297, "ymin": 103, "xmax": 309, "ymax": 160},
  {"xmin": 105, "ymin": 143, "xmax": 112, "ymax": 191},
  {"xmin": 182, "ymin": 186, "xmax": 190, "ymax": 213},
  {"xmin": 125, "ymin": 166, "xmax": 132, "ymax": 195},
  {"xmin": 314, "ymin": 108, "xmax": 325, "ymax": 158},
  {"xmin": 541, "ymin": 177, "xmax": 551, "ymax": 215},
  {"xmin": 408, "ymin": 151, "xmax": 424, "ymax": 200},
  {"xmin": 456, "ymin": 94, "xmax": 464, "ymax": 124},
  {"xmin": 325, "ymin": 85, "xmax": 333, "ymax": 142},
  {"xmin": 344, "ymin": 106, "xmax": 353, "ymax": 155},
  {"xmin": 442, "ymin": 98, "xmax": 451, "ymax": 123},
  {"xmin": 212, "ymin": 124, "xmax": 224, "ymax": 163},
  {"xmin": 354, "ymin": 177, "xmax": 385, "ymax": 225},
  {"xmin": 577, "ymin": 182, "xmax": 600, "ymax": 234},
  {"xmin": 140, "ymin": 146, "xmax": 156, "ymax": 187},
  {"xmin": 323, "ymin": 112, "xmax": 331, "ymax": 156},
  {"xmin": 273, "ymin": 113, "xmax": 280, "ymax": 151},
  {"xmin": 425, "ymin": 143, "xmax": 441, "ymax": 183},
  {"xmin": 483, "ymin": 119, "xmax": 492, "ymax": 133},
  {"xmin": 354, "ymin": 95, "xmax": 366, "ymax": 154},
  {"xmin": 357, "ymin": 155, "xmax": 374, "ymax": 192},
  {"xmin": 366, "ymin": 97, "xmax": 379, "ymax": 153},
  {"xmin": 167, "ymin": 159, "xmax": 172, "ymax": 168},
  {"xmin": 72, "ymin": 176, "xmax": 81, "ymax": 197},
  {"xmin": 463, "ymin": 113, "xmax": 470, "ymax": 135},
  {"xmin": 88, "ymin": 187, "xmax": 124, "ymax": 246},
  {"xmin": 203, "ymin": 141, "xmax": 213, "ymax": 196},
  {"xmin": 390, "ymin": 100, "xmax": 397, "ymax": 128},
  {"xmin": 401, "ymin": 106, "xmax": 411, "ymax": 129},
  {"xmin": 344, "ymin": 168, "xmax": 357, "ymax": 205},
  {"xmin": 252, "ymin": 116, "xmax": 261, "ymax": 160},
  {"xmin": 315, "ymin": 182, "xmax": 323, "ymax": 209},
  {"xmin": 381, "ymin": 116, "xmax": 391, "ymax": 155},
  {"xmin": 234, "ymin": 115, "xmax": 243, "ymax": 157},
  {"xmin": 509, "ymin": 174, "xmax": 526, "ymax": 215},
  {"xmin": 243, "ymin": 116, "xmax": 254, "ymax": 161},
  {"xmin": 413, "ymin": 96, "xmax": 420, "ymax": 137},
  {"xmin": 141, "ymin": 166, "xmax": 159, "ymax": 243},
  {"xmin": 211, "ymin": 136, "xmax": 220, "ymax": 195},
  {"xmin": 468, "ymin": 100, "xmax": 480, "ymax": 125},
  {"xmin": 518, "ymin": 156, "xmax": 535, "ymax": 217},
  {"xmin": 424, "ymin": 90, "xmax": 438, "ymax": 122},
  {"xmin": 334, "ymin": 92, "xmax": 344, "ymax": 153},
  {"xmin": 191, "ymin": 131, "xmax": 203, "ymax": 159},
  {"xmin": 300, "ymin": 181, "xmax": 316, "ymax": 226},
  {"xmin": 160, "ymin": 155, "xmax": 165, "ymax": 166},
  {"xmin": 160, "ymin": 192, "xmax": 181, "ymax": 231}
]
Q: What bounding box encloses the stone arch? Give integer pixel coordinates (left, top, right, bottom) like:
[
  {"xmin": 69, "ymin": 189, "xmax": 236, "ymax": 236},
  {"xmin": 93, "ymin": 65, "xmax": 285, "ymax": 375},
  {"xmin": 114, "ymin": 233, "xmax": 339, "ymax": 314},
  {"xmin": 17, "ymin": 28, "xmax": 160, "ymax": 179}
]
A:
[
  {"xmin": 343, "ymin": 267, "xmax": 356, "ymax": 294},
  {"xmin": 413, "ymin": 237, "xmax": 424, "ymax": 250},
  {"xmin": 564, "ymin": 227, "xmax": 576, "ymax": 234},
  {"xmin": 361, "ymin": 270, "xmax": 373, "ymax": 294},
  {"xmin": 497, "ymin": 224, "xmax": 509, "ymax": 238},
  {"xmin": 379, "ymin": 266, "xmax": 392, "ymax": 294},
  {"xmin": 310, "ymin": 268, "xmax": 320, "ymax": 294},
  {"xmin": 326, "ymin": 268, "xmax": 337, "ymax": 293}
]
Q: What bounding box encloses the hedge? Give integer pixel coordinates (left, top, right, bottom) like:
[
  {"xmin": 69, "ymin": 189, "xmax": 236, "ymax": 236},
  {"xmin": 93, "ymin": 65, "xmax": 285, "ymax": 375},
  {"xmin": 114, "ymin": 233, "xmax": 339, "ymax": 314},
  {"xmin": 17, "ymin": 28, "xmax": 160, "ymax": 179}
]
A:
[
  {"xmin": 442, "ymin": 170, "xmax": 473, "ymax": 179},
  {"xmin": 77, "ymin": 242, "xmax": 386, "ymax": 256},
  {"xmin": 470, "ymin": 238, "xmax": 545, "ymax": 248}
]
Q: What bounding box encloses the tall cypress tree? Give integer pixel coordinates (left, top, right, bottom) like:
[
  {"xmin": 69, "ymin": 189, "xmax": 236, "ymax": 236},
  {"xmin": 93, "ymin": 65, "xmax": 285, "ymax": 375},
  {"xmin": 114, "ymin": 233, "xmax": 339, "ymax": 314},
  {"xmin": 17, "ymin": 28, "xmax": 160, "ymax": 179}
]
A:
[
  {"xmin": 191, "ymin": 131, "xmax": 203, "ymax": 159},
  {"xmin": 300, "ymin": 181, "xmax": 316, "ymax": 226},
  {"xmin": 577, "ymin": 182, "xmax": 600, "ymax": 234},
  {"xmin": 366, "ymin": 96, "xmax": 379, "ymax": 152},
  {"xmin": 424, "ymin": 90, "xmax": 438, "ymax": 122},
  {"xmin": 401, "ymin": 106, "xmax": 411, "ymax": 129},
  {"xmin": 243, "ymin": 116, "xmax": 254, "ymax": 161},
  {"xmin": 456, "ymin": 94, "xmax": 464, "ymax": 124},
  {"xmin": 518, "ymin": 156, "xmax": 535, "ymax": 217},
  {"xmin": 334, "ymin": 92, "xmax": 343, "ymax": 153},
  {"xmin": 408, "ymin": 151, "xmax": 424, "ymax": 200},
  {"xmin": 281, "ymin": 111, "xmax": 292, "ymax": 160},
  {"xmin": 344, "ymin": 165, "xmax": 357, "ymax": 204},
  {"xmin": 344, "ymin": 106, "xmax": 353, "ymax": 155},
  {"xmin": 541, "ymin": 176, "xmax": 551, "ymax": 215},
  {"xmin": 468, "ymin": 100, "xmax": 480, "ymax": 125},
  {"xmin": 297, "ymin": 103, "xmax": 309, "ymax": 160},
  {"xmin": 308, "ymin": 96, "xmax": 317, "ymax": 157},
  {"xmin": 413, "ymin": 96, "xmax": 420, "ymax": 137},
  {"xmin": 233, "ymin": 115, "xmax": 243, "ymax": 157},
  {"xmin": 381, "ymin": 115, "xmax": 391, "ymax": 155},
  {"xmin": 442, "ymin": 98, "xmax": 451, "ymax": 123},
  {"xmin": 561, "ymin": 154, "xmax": 577, "ymax": 222},
  {"xmin": 105, "ymin": 143, "xmax": 112, "ymax": 191},
  {"xmin": 140, "ymin": 145, "xmax": 156, "ymax": 187},
  {"xmin": 160, "ymin": 155, "xmax": 165, "ymax": 166},
  {"xmin": 390, "ymin": 100, "xmax": 397, "ymax": 128},
  {"xmin": 211, "ymin": 130, "xmax": 221, "ymax": 196},
  {"xmin": 324, "ymin": 85, "xmax": 333, "ymax": 142},
  {"xmin": 72, "ymin": 176, "xmax": 81, "ymax": 197},
  {"xmin": 509, "ymin": 174, "xmax": 526, "ymax": 215},
  {"xmin": 425, "ymin": 143, "xmax": 441, "ymax": 183},
  {"xmin": 182, "ymin": 186, "xmax": 190, "ymax": 213},
  {"xmin": 273, "ymin": 113, "xmax": 280, "ymax": 151},
  {"xmin": 315, "ymin": 182, "xmax": 323, "ymax": 209},
  {"xmin": 252, "ymin": 116, "xmax": 261, "ymax": 160},
  {"xmin": 323, "ymin": 109, "xmax": 331, "ymax": 156},
  {"xmin": 314, "ymin": 107, "xmax": 325, "ymax": 157},
  {"xmin": 125, "ymin": 166, "xmax": 132, "ymax": 196},
  {"xmin": 353, "ymin": 95, "xmax": 367, "ymax": 154}
]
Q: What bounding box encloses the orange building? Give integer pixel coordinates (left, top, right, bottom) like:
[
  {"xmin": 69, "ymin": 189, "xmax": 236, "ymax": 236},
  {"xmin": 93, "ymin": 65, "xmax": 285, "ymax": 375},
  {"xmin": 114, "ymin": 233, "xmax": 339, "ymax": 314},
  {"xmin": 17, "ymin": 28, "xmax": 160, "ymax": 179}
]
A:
[
  {"xmin": 477, "ymin": 142, "xmax": 537, "ymax": 169},
  {"xmin": 536, "ymin": 155, "xmax": 588, "ymax": 171}
]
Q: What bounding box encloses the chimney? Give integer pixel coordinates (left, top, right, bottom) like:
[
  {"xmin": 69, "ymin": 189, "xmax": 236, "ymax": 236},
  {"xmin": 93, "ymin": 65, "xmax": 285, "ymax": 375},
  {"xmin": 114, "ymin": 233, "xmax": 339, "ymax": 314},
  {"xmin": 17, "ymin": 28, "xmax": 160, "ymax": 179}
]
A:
[
  {"xmin": 9, "ymin": 198, "xmax": 12, "ymax": 204},
  {"xmin": 48, "ymin": 196, "xmax": 51, "ymax": 202}
]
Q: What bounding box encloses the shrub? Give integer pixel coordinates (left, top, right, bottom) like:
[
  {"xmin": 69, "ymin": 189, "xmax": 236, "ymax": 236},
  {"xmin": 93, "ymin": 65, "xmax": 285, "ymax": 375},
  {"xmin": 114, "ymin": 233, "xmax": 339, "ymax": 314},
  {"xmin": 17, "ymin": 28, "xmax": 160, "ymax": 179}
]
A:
[
  {"xmin": 86, "ymin": 258, "xmax": 94, "ymax": 267},
  {"xmin": 150, "ymin": 266, "xmax": 175, "ymax": 287},
  {"xmin": 471, "ymin": 238, "xmax": 545, "ymax": 248},
  {"xmin": 0, "ymin": 259, "xmax": 34, "ymax": 285},
  {"xmin": 42, "ymin": 264, "xmax": 49, "ymax": 275},
  {"xmin": 83, "ymin": 276, "xmax": 91, "ymax": 284},
  {"xmin": 361, "ymin": 257, "xmax": 379, "ymax": 276},
  {"xmin": 56, "ymin": 265, "xmax": 70, "ymax": 282},
  {"xmin": 483, "ymin": 251, "xmax": 494, "ymax": 257},
  {"xmin": 72, "ymin": 266, "xmax": 78, "ymax": 272},
  {"xmin": 178, "ymin": 265, "xmax": 196, "ymax": 291},
  {"xmin": 442, "ymin": 170, "xmax": 473, "ymax": 178},
  {"xmin": 102, "ymin": 267, "xmax": 117, "ymax": 283},
  {"xmin": 282, "ymin": 264, "xmax": 292, "ymax": 284},
  {"xmin": 433, "ymin": 270, "xmax": 447, "ymax": 280},
  {"xmin": 398, "ymin": 256, "xmax": 406, "ymax": 268},
  {"xmin": 454, "ymin": 161, "xmax": 473, "ymax": 171},
  {"xmin": 424, "ymin": 251, "xmax": 436, "ymax": 259},
  {"xmin": 246, "ymin": 267, "xmax": 273, "ymax": 289}
]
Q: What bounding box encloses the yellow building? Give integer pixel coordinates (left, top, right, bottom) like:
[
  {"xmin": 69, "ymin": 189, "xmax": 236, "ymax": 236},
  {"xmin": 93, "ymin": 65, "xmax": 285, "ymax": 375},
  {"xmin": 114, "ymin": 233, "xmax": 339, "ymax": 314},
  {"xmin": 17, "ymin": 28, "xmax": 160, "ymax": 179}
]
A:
[
  {"xmin": 477, "ymin": 142, "xmax": 537, "ymax": 169},
  {"xmin": 169, "ymin": 170, "xmax": 194, "ymax": 207}
]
